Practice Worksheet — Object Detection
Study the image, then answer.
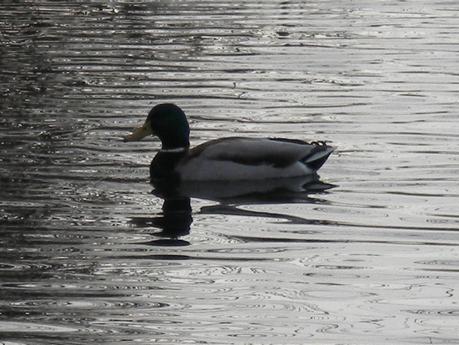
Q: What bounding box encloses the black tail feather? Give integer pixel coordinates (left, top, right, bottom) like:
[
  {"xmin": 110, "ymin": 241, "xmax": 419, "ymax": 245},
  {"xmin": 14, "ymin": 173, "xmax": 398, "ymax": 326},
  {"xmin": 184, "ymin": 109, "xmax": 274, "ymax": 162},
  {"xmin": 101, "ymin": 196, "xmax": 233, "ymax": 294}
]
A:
[
  {"xmin": 306, "ymin": 151, "xmax": 333, "ymax": 170},
  {"xmin": 302, "ymin": 145, "xmax": 334, "ymax": 171}
]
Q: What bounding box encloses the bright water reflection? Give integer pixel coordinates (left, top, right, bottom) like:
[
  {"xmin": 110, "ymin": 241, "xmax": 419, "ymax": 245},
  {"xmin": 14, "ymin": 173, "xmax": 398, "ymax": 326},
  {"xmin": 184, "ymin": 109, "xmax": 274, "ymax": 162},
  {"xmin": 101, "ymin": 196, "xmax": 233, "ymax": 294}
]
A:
[{"xmin": 1, "ymin": 0, "xmax": 459, "ymax": 344}]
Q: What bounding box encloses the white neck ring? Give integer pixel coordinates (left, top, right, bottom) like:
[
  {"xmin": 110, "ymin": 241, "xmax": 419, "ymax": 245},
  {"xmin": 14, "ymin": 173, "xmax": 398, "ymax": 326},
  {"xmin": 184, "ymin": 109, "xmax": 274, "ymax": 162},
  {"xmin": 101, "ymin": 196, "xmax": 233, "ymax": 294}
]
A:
[{"xmin": 160, "ymin": 147, "xmax": 187, "ymax": 153}]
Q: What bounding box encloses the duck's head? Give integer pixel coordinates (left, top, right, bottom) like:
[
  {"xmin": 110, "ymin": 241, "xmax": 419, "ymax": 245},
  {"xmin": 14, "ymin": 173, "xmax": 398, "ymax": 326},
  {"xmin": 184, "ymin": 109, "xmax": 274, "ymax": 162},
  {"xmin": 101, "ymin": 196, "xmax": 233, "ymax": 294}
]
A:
[{"xmin": 124, "ymin": 103, "xmax": 190, "ymax": 149}]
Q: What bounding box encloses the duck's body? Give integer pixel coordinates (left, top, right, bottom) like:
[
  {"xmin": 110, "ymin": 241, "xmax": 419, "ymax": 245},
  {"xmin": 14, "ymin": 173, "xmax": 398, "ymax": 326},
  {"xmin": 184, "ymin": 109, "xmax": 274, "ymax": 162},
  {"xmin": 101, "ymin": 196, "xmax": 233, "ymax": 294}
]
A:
[
  {"xmin": 125, "ymin": 104, "xmax": 334, "ymax": 181},
  {"xmin": 151, "ymin": 137, "xmax": 333, "ymax": 181}
]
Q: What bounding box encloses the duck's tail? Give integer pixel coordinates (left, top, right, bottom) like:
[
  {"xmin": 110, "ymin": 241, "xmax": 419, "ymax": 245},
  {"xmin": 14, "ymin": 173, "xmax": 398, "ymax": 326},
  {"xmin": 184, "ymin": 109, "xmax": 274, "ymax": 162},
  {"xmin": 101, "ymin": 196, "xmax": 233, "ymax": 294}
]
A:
[{"xmin": 302, "ymin": 143, "xmax": 335, "ymax": 171}]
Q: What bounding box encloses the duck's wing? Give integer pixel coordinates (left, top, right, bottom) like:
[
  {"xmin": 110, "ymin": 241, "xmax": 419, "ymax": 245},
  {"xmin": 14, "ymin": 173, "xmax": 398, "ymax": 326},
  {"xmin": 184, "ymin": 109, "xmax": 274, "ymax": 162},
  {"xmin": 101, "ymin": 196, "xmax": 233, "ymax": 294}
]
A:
[{"xmin": 187, "ymin": 137, "xmax": 333, "ymax": 168}]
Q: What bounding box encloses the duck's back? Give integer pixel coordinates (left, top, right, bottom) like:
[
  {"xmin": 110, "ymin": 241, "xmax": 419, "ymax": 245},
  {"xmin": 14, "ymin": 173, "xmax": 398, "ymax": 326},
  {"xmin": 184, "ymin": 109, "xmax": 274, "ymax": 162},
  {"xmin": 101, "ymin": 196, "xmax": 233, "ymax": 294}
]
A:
[{"xmin": 176, "ymin": 137, "xmax": 333, "ymax": 181}]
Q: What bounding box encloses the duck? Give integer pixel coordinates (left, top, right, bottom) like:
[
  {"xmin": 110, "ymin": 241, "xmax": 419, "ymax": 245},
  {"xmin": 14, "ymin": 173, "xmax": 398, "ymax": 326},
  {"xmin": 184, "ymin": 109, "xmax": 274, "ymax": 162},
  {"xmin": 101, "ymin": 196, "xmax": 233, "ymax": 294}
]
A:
[{"xmin": 124, "ymin": 103, "xmax": 334, "ymax": 181}]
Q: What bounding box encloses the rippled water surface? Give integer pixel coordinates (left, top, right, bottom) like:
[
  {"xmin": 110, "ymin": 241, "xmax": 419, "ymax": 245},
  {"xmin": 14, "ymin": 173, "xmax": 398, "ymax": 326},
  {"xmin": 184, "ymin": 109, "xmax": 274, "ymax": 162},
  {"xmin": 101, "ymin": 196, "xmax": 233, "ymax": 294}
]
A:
[{"xmin": 1, "ymin": 1, "xmax": 459, "ymax": 344}]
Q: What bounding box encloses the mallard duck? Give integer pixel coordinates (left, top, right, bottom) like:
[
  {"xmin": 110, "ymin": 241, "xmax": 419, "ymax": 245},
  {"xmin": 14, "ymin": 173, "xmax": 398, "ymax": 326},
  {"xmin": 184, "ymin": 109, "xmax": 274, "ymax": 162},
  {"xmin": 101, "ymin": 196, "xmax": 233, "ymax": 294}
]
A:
[{"xmin": 124, "ymin": 103, "xmax": 334, "ymax": 181}]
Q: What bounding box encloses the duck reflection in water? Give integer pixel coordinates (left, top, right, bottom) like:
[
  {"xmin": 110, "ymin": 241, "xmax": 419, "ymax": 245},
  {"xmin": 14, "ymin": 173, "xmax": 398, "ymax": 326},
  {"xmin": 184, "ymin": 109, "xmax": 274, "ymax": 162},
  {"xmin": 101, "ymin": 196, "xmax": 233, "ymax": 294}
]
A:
[
  {"xmin": 130, "ymin": 188, "xmax": 193, "ymax": 247},
  {"xmin": 129, "ymin": 174, "xmax": 335, "ymax": 246}
]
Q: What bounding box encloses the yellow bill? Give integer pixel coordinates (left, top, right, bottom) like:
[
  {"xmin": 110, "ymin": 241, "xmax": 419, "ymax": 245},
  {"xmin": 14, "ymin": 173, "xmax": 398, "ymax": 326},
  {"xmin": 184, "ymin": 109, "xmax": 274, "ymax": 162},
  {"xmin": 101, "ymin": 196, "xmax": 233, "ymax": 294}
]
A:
[{"xmin": 124, "ymin": 120, "xmax": 152, "ymax": 142}]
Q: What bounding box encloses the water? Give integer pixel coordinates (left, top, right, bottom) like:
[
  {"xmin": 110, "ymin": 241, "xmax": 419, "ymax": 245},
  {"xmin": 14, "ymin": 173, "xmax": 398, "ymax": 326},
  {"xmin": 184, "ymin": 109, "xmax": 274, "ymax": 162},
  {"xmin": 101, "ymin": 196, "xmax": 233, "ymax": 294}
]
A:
[{"xmin": 1, "ymin": 1, "xmax": 459, "ymax": 344}]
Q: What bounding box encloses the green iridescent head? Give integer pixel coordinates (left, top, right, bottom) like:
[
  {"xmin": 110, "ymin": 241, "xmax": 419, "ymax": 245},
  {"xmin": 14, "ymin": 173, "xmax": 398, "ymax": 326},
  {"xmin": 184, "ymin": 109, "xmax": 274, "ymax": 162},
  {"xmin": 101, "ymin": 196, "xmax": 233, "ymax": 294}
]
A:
[{"xmin": 125, "ymin": 103, "xmax": 190, "ymax": 149}]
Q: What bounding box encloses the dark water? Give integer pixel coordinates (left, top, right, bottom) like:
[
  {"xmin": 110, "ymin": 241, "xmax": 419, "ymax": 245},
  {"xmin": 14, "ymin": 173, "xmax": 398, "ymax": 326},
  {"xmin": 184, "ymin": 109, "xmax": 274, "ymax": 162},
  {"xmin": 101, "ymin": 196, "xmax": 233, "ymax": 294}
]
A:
[{"xmin": 1, "ymin": 1, "xmax": 459, "ymax": 344}]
